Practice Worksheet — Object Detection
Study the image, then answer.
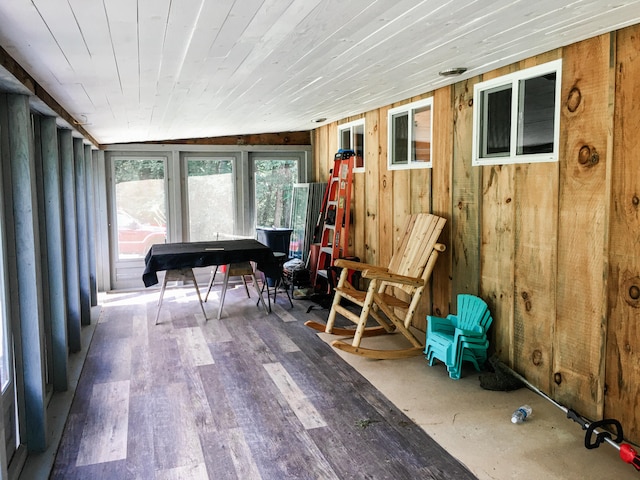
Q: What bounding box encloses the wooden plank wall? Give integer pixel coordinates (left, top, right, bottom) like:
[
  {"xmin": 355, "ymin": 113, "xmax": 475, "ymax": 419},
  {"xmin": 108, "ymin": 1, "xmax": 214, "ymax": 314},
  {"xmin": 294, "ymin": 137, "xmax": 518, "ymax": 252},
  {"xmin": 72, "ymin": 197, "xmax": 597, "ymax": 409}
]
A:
[
  {"xmin": 555, "ymin": 35, "xmax": 611, "ymax": 418},
  {"xmin": 312, "ymin": 24, "xmax": 640, "ymax": 443},
  {"xmin": 607, "ymin": 26, "xmax": 640, "ymax": 443},
  {"xmin": 431, "ymin": 86, "xmax": 453, "ymax": 318}
]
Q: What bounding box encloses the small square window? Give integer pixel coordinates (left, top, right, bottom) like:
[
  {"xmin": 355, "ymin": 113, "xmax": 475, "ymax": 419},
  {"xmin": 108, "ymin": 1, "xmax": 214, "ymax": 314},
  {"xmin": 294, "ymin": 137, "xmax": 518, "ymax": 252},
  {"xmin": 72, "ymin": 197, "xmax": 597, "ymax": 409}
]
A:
[
  {"xmin": 473, "ymin": 59, "xmax": 562, "ymax": 166},
  {"xmin": 388, "ymin": 98, "xmax": 433, "ymax": 169},
  {"xmin": 338, "ymin": 119, "xmax": 365, "ymax": 172}
]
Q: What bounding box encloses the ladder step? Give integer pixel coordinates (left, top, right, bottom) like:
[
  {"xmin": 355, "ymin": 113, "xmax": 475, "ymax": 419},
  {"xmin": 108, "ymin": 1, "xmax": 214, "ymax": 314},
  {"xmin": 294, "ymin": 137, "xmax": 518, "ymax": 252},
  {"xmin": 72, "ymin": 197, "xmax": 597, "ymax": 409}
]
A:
[{"xmin": 320, "ymin": 246, "xmax": 333, "ymax": 254}]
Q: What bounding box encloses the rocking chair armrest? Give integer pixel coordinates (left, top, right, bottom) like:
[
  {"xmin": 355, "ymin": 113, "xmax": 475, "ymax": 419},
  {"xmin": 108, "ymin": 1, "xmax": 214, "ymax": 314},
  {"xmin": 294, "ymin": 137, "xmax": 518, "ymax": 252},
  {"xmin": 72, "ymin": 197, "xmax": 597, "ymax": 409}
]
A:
[
  {"xmin": 334, "ymin": 258, "xmax": 388, "ymax": 273},
  {"xmin": 362, "ymin": 269, "xmax": 423, "ymax": 287}
]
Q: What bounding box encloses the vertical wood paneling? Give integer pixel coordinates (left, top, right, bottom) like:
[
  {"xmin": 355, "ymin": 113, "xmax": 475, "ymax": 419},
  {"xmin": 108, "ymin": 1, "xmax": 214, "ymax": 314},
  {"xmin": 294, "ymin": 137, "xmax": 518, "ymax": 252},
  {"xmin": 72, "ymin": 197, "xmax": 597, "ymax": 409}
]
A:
[
  {"xmin": 554, "ymin": 34, "xmax": 611, "ymax": 418},
  {"xmin": 478, "ymin": 64, "xmax": 516, "ymax": 363},
  {"xmin": 314, "ymin": 127, "xmax": 329, "ymax": 183},
  {"xmin": 378, "ymin": 106, "xmax": 393, "ymax": 267},
  {"xmin": 512, "ymin": 51, "xmax": 561, "ymax": 393},
  {"xmin": 392, "ymin": 169, "xmax": 410, "ymax": 239},
  {"xmin": 409, "ymin": 94, "xmax": 433, "ymax": 218},
  {"xmin": 409, "ymin": 167, "xmax": 431, "ymax": 214},
  {"xmin": 408, "ymin": 94, "xmax": 434, "ymax": 330},
  {"xmin": 326, "ymin": 122, "xmax": 338, "ymax": 168},
  {"xmin": 431, "ymin": 86, "xmax": 454, "ymax": 318},
  {"xmin": 341, "ymin": 115, "xmax": 366, "ymax": 261},
  {"xmin": 352, "ymin": 171, "xmax": 365, "ymax": 262},
  {"xmin": 480, "ymin": 162, "xmax": 515, "ymax": 360},
  {"xmin": 606, "ymin": 25, "xmax": 640, "ymax": 442},
  {"xmin": 364, "ymin": 109, "xmax": 380, "ymax": 265},
  {"xmin": 513, "ymin": 156, "xmax": 559, "ymax": 393},
  {"xmin": 451, "ymin": 78, "xmax": 481, "ymax": 303}
]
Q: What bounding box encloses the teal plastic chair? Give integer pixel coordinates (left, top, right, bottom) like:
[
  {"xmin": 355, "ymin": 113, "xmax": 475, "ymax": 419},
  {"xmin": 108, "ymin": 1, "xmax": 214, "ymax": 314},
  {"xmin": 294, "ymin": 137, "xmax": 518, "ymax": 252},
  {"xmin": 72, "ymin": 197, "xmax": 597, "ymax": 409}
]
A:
[{"xmin": 424, "ymin": 294, "xmax": 493, "ymax": 379}]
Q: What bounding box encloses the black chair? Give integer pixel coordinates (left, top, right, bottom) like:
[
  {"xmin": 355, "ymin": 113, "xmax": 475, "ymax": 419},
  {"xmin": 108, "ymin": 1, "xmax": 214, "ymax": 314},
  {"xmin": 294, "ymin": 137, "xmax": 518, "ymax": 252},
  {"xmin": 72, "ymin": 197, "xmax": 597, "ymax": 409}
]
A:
[{"xmin": 259, "ymin": 252, "xmax": 293, "ymax": 310}]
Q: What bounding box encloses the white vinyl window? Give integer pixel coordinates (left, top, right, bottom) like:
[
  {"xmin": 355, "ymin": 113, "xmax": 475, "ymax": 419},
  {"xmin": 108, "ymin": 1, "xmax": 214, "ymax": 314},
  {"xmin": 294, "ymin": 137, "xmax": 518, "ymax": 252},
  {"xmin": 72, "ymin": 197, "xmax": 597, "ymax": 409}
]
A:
[
  {"xmin": 338, "ymin": 119, "xmax": 365, "ymax": 172},
  {"xmin": 388, "ymin": 97, "xmax": 433, "ymax": 169},
  {"xmin": 472, "ymin": 59, "xmax": 562, "ymax": 166}
]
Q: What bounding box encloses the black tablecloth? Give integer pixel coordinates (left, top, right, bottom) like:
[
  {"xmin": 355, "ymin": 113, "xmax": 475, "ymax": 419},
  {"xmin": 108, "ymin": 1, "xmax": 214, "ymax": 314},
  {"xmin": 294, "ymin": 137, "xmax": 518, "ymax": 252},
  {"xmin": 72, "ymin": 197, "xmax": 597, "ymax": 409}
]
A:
[{"xmin": 142, "ymin": 239, "xmax": 278, "ymax": 287}]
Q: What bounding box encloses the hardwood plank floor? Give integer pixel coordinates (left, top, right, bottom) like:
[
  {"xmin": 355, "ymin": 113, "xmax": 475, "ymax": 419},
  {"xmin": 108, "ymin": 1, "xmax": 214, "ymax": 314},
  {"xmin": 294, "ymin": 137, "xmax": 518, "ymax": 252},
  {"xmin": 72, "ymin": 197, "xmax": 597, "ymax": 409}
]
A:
[{"xmin": 50, "ymin": 284, "xmax": 477, "ymax": 479}]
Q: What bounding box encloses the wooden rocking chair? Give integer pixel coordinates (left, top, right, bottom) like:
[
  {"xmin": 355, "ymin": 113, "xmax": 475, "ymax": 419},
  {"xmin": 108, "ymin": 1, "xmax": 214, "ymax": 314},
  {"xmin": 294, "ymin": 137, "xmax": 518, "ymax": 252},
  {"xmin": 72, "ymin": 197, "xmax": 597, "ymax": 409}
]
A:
[{"xmin": 305, "ymin": 213, "xmax": 446, "ymax": 359}]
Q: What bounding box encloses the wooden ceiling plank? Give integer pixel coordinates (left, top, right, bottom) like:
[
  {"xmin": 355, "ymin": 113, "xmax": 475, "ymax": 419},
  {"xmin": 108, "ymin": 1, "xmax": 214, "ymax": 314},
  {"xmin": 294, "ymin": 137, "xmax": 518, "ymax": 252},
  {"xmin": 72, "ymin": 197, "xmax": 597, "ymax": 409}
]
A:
[{"xmin": 206, "ymin": 0, "xmax": 265, "ymax": 60}]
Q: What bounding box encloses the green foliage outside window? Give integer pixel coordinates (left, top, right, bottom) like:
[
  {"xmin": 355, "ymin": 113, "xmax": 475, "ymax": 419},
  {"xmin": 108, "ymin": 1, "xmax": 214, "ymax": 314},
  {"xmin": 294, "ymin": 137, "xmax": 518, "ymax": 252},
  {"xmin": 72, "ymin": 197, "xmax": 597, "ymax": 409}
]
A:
[{"xmin": 254, "ymin": 159, "xmax": 297, "ymax": 228}]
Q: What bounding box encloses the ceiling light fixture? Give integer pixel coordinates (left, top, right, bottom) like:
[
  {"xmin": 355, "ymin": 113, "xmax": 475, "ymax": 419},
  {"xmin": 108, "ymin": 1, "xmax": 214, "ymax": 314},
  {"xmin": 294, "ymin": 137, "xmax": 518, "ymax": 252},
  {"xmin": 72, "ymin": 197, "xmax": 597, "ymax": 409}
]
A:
[
  {"xmin": 72, "ymin": 114, "xmax": 91, "ymax": 126},
  {"xmin": 313, "ymin": 117, "xmax": 327, "ymax": 123},
  {"xmin": 438, "ymin": 67, "xmax": 467, "ymax": 77}
]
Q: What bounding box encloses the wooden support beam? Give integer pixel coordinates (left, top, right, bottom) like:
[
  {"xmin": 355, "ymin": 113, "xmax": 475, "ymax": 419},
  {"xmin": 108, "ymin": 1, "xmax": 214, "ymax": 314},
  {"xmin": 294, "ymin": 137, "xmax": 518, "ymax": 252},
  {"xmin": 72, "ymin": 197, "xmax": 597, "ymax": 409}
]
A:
[
  {"xmin": 74, "ymin": 138, "xmax": 91, "ymax": 326},
  {"xmin": 59, "ymin": 129, "xmax": 82, "ymax": 352},
  {"xmin": 39, "ymin": 115, "xmax": 69, "ymax": 392},
  {"xmin": 84, "ymin": 145, "xmax": 98, "ymax": 307},
  {"xmin": 6, "ymin": 93, "xmax": 47, "ymax": 451}
]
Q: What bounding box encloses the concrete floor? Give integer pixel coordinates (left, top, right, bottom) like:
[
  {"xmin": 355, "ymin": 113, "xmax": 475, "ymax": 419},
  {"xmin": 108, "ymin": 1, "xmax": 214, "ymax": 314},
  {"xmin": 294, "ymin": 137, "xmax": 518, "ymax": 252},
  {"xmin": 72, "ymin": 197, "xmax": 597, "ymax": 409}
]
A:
[{"xmin": 318, "ymin": 332, "xmax": 638, "ymax": 480}]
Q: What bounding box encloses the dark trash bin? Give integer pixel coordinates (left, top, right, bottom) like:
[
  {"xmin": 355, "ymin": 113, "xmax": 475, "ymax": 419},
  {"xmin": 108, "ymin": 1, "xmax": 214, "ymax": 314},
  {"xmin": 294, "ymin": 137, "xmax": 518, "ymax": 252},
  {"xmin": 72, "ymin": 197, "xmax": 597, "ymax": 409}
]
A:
[
  {"xmin": 256, "ymin": 227, "xmax": 293, "ymax": 255},
  {"xmin": 256, "ymin": 227, "xmax": 293, "ymax": 287}
]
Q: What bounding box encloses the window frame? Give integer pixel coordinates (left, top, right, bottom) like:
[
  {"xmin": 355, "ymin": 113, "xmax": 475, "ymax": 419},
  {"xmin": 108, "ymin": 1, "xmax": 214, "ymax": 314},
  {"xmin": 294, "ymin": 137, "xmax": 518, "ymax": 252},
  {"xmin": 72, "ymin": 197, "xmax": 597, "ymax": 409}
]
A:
[
  {"xmin": 472, "ymin": 59, "xmax": 562, "ymax": 166},
  {"xmin": 182, "ymin": 154, "xmax": 237, "ymax": 242},
  {"xmin": 337, "ymin": 119, "xmax": 365, "ymax": 173},
  {"xmin": 387, "ymin": 97, "xmax": 434, "ymax": 170}
]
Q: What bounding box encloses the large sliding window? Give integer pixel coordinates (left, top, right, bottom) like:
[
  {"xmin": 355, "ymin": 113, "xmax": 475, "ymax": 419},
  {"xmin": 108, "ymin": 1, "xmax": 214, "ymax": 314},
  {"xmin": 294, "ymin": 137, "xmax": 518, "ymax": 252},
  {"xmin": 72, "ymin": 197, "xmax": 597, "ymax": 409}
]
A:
[
  {"xmin": 185, "ymin": 156, "xmax": 235, "ymax": 241},
  {"xmin": 113, "ymin": 158, "xmax": 167, "ymax": 259},
  {"xmin": 106, "ymin": 149, "xmax": 309, "ymax": 290},
  {"xmin": 253, "ymin": 156, "xmax": 299, "ymax": 228}
]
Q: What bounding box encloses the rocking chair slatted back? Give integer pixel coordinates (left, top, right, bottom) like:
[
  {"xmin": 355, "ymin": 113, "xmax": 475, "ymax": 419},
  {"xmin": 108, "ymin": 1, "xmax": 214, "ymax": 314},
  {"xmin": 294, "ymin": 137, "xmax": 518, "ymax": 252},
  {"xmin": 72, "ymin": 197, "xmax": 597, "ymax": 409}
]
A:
[{"xmin": 384, "ymin": 214, "xmax": 447, "ymax": 296}]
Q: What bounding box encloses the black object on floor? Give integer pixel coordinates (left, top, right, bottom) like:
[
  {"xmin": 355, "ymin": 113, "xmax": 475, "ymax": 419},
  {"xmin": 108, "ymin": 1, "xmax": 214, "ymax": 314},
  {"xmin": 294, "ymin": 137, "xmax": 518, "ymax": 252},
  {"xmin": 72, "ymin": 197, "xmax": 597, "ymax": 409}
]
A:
[
  {"xmin": 479, "ymin": 355, "xmax": 525, "ymax": 391},
  {"xmin": 305, "ymin": 293, "xmax": 334, "ymax": 312}
]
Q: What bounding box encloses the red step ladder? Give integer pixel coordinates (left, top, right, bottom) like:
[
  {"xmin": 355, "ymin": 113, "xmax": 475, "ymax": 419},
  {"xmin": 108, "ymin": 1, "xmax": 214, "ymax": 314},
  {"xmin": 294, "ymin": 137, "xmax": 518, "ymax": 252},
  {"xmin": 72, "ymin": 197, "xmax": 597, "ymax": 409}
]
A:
[{"xmin": 313, "ymin": 149, "xmax": 354, "ymax": 289}]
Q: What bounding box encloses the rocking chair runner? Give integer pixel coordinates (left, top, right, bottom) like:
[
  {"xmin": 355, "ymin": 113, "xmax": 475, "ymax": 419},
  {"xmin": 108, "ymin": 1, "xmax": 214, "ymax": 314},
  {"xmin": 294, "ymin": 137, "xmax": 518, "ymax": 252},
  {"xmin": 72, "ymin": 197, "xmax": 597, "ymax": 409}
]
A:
[{"xmin": 305, "ymin": 213, "xmax": 446, "ymax": 359}]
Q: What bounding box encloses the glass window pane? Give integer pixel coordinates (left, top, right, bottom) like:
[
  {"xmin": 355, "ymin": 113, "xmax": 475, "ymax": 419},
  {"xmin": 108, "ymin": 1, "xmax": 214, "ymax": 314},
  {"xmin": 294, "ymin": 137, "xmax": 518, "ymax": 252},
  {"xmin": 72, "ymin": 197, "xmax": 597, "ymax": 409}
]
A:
[
  {"xmin": 114, "ymin": 159, "xmax": 167, "ymax": 259},
  {"xmin": 353, "ymin": 123, "xmax": 365, "ymax": 168},
  {"xmin": 340, "ymin": 128, "xmax": 351, "ymax": 150},
  {"xmin": 392, "ymin": 112, "xmax": 409, "ymax": 164},
  {"xmin": 0, "ymin": 265, "xmax": 8, "ymax": 392},
  {"xmin": 518, "ymin": 73, "xmax": 556, "ymax": 155},
  {"xmin": 254, "ymin": 159, "xmax": 298, "ymax": 228},
  {"xmin": 482, "ymin": 85, "xmax": 512, "ymax": 157},
  {"xmin": 412, "ymin": 105, "xmax": 432, "ymax": 163},
  {"xmin": 187, "ymin": 158, "xmax": 234, "ymax": 241}
]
